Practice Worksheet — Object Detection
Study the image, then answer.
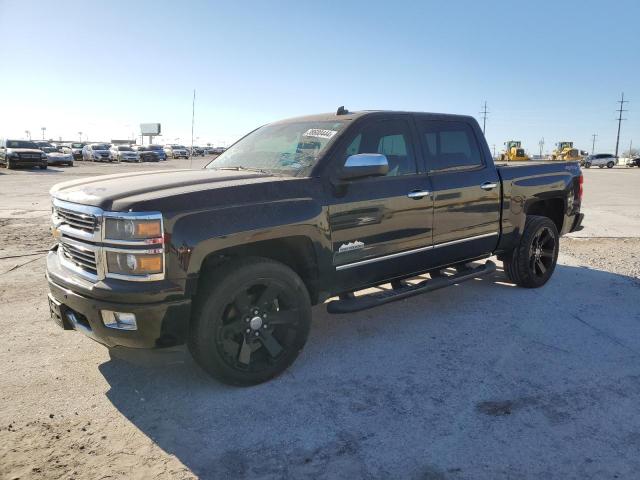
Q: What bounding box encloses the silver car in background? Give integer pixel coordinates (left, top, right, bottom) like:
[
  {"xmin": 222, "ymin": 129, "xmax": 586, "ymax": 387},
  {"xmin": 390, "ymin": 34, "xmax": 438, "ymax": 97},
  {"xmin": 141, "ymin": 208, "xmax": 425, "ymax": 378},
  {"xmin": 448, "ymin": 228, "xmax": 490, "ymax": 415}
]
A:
[
  {"xmin": 35, "ymin": 141, "xmax": 74, "ymax": 166},
  {"xmin": 109, "ymin": 145, "xmax": 140, "ymax": 162},
  {"xmin": 82, "ymin": 143, "xmax": 112, "ymax": 162}
]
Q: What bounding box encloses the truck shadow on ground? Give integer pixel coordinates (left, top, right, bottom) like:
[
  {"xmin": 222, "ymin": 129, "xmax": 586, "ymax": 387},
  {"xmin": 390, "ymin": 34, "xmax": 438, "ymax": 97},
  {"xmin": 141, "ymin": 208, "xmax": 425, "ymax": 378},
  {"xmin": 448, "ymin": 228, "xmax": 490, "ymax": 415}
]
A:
[{"xmin": 98, "ymin": 264, "xmax": 640, "ymax": 479}]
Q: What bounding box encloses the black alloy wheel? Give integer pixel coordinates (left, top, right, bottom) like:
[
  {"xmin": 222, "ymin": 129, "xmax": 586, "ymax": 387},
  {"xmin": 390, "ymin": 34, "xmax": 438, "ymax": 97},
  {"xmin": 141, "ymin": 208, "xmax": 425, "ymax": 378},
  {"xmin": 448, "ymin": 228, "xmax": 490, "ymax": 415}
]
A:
[
  {"xmin": 528, "ymin": 225, "xmax": 556, "ymax": 280},
  {"xmin": 503, "ymin": 215, "xmax": 559, "ymax": 288},
  {"xmin": 189, "ymin": 257, "xmax": 311, "ymax": 385}
]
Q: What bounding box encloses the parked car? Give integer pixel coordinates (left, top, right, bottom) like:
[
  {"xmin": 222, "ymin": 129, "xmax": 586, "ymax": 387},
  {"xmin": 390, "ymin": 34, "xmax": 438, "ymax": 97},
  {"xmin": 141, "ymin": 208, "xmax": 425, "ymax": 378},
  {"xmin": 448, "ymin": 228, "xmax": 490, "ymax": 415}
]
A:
[
  {"xmin": 145, "ymin": 144, "xmax": 167, "ymax": 161},
  {"xmin": 626, "ymin": 157, "xmax": 640, "ymax": 168},
  {"xmin": 47, "ymin": 109, "xmax": 584, "ymax": 386},
  {"xmin": 213, "ymin": 146, "xmax": 226, "ymax": 154},
  {"xmin": 61, "ymin": 142, "xmax": 86, "ymax": 161},
  {"xmin": 35, "ymin": 141, "xmax": 73, "ymax": 166},
  {"xmin": 163, "ymin": 144, "xmax": 189, "ymax": 159},
  {"xmin": 0, "ymin": 138, "xmax": 48, "ymax": 169},
  {"xmin": 130, "ymin": 145, "xmax": 158, "ymax": 162},
  {"xmin": 583, "ymin": 153, "xmax": 617, "ymax": 169},
  {"xmin": 203, "ymin": 146, "xmax": 217, "ymax": 155},
  {"xmin": 82, "ymin": 143, "xmax": 112, "ymax": 162},
  {"xmin": 189, "ymin": 146, "xmax": 205, "ymax": 156},
  {"xmin": 110, "ymin": 145, "xmax": 140, "ymax": 163}
]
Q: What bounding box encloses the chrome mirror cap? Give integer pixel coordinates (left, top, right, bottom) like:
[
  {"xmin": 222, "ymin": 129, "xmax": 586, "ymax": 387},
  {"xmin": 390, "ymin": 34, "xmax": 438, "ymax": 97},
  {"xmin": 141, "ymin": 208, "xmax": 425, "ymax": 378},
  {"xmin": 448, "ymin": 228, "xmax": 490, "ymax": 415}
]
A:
[{"xmin": 341, "ymin": 154, "xmax": 389, "ymax": 180}]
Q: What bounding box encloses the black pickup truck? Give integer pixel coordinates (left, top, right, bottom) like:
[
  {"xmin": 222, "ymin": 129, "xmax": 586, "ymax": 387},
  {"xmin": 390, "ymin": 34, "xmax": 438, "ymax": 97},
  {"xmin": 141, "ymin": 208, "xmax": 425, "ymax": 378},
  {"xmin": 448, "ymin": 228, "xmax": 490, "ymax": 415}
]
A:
[{"xmin": 46, "ymin": 109, "xmax": 584, "ymax": 385}]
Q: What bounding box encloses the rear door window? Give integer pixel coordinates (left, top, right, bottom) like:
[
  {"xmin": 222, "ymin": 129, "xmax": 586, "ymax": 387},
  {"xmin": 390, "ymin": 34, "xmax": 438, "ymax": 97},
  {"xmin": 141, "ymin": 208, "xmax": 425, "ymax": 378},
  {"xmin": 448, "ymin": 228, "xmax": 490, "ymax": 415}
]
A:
[{"xmin": 417, "ymin": 120, "xmax": 484, "ymax": 171}]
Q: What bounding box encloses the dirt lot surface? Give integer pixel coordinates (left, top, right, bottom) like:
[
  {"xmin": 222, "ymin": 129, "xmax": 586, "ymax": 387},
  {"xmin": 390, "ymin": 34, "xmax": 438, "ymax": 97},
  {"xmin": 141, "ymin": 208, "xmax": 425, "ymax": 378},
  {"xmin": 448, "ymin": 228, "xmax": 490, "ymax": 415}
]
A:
[{"xmin": 1, "ymin": 161, "xmax": 639, "ymax": 479}]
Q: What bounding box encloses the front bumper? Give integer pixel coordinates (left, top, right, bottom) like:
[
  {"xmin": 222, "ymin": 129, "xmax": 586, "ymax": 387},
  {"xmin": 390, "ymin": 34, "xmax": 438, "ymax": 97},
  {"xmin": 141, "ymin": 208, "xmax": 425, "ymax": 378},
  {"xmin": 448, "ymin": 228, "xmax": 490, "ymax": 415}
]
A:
[{"xmin": 46, "ymin": 250, "xmax": 191, "ymax": 349}]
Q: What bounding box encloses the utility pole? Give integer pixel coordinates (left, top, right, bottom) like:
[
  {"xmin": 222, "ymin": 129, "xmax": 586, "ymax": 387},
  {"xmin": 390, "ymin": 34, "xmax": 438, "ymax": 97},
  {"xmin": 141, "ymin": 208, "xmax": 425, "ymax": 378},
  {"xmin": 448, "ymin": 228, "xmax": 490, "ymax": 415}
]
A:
[
  {"xmin": 491, "ymin": 144, "xmax": 496, "ymax": 157},
  {"xmin": 41, "ymin": 127, "xmax": 46, "ymax": 140},
  {"xmin": 591, "ymin": 133, "xmax": 597, "ymax": 154},
  {"xmin": 615, "ymin": 92, "xmax": 628, "ymax": 158},
  {"xmin": 479, "ymin": 101, "xmax": 489, "ymax": 135},
  {"xmin": 78, "ymin": 131, "xmax": 82, "ymax": 141},
  {"xmin": 25, "ymin": 130, "xmax": 31, "ymax": 140},
  {"xmin": 190, "ymin": 89, "xmax": 196, "ymax": 168},
  {"xmin": 539, "ymin": 137, "xmax": 545, "ymax": 158}
]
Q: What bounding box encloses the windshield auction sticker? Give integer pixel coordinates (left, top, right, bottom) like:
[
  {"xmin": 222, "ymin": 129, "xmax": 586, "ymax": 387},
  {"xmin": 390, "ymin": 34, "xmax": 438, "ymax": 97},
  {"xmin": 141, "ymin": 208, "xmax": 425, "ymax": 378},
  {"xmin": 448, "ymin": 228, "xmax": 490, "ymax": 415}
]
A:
[{"xmin": 303, "ymin": 129, "xmax": 338, "ymax": 139}]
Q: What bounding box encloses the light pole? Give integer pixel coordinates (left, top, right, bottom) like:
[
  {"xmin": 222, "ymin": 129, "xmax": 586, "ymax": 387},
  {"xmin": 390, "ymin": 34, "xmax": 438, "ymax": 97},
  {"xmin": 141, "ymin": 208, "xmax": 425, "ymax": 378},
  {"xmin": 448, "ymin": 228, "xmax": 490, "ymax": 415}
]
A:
[
  {"xmin": 25, "ymin": 130, "xmax": 31, "ymax": 140},
  {"xmin": 78, "ymin": 131, "xmax": 83, "ymax": 142},
  {"xmin": 41, "ymin": 127, "xmax": 46, "ymax": 140}
]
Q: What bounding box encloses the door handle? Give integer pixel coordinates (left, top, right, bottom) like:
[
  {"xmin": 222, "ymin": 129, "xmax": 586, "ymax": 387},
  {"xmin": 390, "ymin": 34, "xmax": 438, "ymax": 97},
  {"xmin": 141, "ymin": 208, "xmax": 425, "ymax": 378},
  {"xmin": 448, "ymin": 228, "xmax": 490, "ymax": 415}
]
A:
[
  {"xmin": 480, "ymin": 182, "xmax": 498, "ymax": 191},
  {"xmin": 407, "ymin": 190, "xmax": 431, "ymax": 199}
]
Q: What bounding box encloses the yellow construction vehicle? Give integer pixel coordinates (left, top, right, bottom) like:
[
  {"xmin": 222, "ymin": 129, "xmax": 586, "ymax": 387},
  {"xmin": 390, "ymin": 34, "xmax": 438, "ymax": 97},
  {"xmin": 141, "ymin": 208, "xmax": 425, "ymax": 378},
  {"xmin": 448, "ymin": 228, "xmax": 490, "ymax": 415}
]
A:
[
  {"xmin": 499, "ymin": 140, "xmax": 530, "ymax": 162},
  {"xmin": 550, "ymin": 141, "xmax": 585, "ymax": 161}
]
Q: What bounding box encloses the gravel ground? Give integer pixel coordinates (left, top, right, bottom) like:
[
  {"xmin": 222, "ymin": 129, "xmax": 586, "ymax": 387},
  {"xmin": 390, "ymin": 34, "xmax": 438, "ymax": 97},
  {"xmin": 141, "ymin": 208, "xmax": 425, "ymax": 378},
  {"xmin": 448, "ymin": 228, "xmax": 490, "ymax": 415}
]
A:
[{"xmin": 1, "ymin": 161, "xmax": 639, "ymax": 479}]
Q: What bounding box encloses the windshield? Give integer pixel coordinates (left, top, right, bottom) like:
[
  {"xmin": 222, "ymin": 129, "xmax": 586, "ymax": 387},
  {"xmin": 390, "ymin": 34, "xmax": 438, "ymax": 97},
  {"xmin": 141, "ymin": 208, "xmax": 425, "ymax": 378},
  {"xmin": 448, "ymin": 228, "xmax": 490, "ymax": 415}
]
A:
[
  {"xmin": 207, "ymin": 120, "xmax": 345, "ymax": 176},
  {"xmin": 175, "ymin": 145, "xmax": 186, "ymax": 149},
  {"xmin": 92, "ymin": 144, "xmax": 110, "ymax": 150},
  {"xmin": 71, "ymin": 143, "xmax": 84, "ymax": 148},
  {"xmin": 148, "ymin": 145, "xmax": 162, "ymax": 150},
  {"xmin": 42, "ymin": 147, "xmax": 57, "ymax": 153},
  {"xmin": 118, "ymin": 146, "xmax": 133, "ymax": 151},
  {"xmin": 7, "ymin": 140, "xmax": 38, "ymax": 149}
]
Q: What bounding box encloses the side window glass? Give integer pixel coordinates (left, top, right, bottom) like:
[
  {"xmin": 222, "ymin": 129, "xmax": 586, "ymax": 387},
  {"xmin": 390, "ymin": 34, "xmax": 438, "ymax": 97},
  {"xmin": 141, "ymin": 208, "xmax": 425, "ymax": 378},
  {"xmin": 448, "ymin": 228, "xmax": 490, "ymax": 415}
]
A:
[
  {"xmin": 419, "ymin": 120, "xmax": 483, "ymax": 170},
  {"xmin": 340, "ymin": 119, "xmax": 417, "ymax": 176}
]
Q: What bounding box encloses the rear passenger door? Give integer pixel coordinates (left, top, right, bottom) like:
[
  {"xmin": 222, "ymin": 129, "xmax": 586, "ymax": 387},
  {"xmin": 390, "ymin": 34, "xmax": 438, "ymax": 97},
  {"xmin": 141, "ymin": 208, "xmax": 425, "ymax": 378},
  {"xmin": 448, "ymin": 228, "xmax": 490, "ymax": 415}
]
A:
[{"xmin": 416, "ymin": 117, "xmax": 500, "ymax": 265}]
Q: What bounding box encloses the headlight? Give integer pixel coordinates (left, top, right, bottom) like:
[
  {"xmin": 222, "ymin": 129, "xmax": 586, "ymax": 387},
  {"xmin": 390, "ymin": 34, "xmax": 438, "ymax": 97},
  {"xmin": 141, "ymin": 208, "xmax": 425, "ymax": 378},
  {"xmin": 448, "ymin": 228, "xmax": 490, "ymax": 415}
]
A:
[
  {"xmin": 106, "ymin": 250, "xmax": 163, "ymax": 276},
  {"xmin": 104, "ymin": 216, "xmax": 162, "ymax": 241}
]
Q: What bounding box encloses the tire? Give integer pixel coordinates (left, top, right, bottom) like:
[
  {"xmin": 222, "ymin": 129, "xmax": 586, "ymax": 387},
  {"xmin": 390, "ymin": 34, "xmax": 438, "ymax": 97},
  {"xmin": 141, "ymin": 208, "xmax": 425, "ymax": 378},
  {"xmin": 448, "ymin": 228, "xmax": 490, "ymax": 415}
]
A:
[
  {"xmin": 189, "ymin": 257, "xmax": 312, "ymax": 386},
  {"xmin": 39, "ymin": 165, "xmax": 47, "ymax": 170},
  {"xmin": 7, "ymin": 158, "xmax": 14, "ymax": 169},
  {"xmin": 503, "ymin": 215, "xmax": 559, "ymax": 288},
  {"xmin": 607, "ymin": 161, "xmax": 614, "ymax": 169},
  {"xmin": 584, "ymin": 162, "xmax": 591, "ymax": 168}
]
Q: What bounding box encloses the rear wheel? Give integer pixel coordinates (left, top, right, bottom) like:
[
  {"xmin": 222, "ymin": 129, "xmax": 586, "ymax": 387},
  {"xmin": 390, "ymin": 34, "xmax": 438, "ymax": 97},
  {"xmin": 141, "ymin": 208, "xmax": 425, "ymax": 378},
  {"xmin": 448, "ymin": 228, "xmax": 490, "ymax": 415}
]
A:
[
  {"xmin": 189, "ymin": 257, "xmax": 312, "ymax": 386},
  {"xmin": 503, "ymin": 216, "xmax": 559, "ymax": 288},
  {"xmin": 584, "ymin": 162, "xmax": 591, "ymax": 168}
]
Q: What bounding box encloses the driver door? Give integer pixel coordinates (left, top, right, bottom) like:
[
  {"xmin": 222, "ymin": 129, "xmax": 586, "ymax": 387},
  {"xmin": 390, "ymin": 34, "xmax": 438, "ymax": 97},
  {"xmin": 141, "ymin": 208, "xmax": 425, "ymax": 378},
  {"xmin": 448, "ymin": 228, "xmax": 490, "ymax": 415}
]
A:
[{"xmin": 328, "ymin": 115, "xmax": 434, "ymax": 290}]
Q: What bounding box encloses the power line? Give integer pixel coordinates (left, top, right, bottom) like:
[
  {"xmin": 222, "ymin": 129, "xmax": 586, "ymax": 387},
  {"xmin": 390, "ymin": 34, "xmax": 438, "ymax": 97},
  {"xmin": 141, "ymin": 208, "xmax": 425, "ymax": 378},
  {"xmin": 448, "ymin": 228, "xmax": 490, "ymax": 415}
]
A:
[
  {"xmin": 591, "ymin": 133, "xmax": 597, "ymax": 154},
  {"xmin": 479, "ymin": 101, "xmax": 489, "ymax": 135},
  {"xmin": 615, "ymin": 92, "xmax": 628, "ymax": 158}
]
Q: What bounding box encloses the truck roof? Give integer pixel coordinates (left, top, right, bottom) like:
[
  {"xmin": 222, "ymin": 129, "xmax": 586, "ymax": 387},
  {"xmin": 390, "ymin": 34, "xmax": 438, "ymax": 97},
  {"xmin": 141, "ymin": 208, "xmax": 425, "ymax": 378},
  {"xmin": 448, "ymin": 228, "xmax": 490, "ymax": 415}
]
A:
[{"xmin": 272, "ymin": 110, "xmax": 476, "ymax": 125}]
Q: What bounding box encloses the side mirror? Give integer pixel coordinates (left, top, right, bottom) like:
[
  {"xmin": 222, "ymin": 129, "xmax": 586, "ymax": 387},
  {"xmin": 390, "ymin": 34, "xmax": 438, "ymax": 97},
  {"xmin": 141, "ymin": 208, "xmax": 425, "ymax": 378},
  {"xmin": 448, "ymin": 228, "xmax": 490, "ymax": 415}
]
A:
[{"xmin": 340, "ymin": 153, "xmax": 389, "ymax": 180}]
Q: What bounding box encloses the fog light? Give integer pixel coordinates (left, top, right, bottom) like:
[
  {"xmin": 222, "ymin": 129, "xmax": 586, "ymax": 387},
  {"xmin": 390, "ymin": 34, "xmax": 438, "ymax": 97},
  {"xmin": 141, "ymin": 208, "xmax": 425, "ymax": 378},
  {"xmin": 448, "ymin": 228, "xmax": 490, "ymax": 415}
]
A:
[{"xmin": 101, "ymin": 310, "xmax": 137, "ymax": 330}]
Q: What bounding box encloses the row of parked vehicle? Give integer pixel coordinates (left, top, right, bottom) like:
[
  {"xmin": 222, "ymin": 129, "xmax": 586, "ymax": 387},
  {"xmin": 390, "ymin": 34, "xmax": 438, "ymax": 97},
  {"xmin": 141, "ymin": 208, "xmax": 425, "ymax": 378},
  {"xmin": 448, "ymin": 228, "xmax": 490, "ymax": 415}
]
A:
[{"xmin": 0, "ymin": 138, "xmax": 226, "ymax": 170}]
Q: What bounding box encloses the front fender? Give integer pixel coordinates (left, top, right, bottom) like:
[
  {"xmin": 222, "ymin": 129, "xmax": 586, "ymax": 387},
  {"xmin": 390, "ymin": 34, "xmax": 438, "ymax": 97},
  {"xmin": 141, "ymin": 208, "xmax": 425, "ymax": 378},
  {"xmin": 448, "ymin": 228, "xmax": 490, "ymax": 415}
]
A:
[{"xmin": 167, "ymin": 198, "xmax": 329, "ymax": 277}]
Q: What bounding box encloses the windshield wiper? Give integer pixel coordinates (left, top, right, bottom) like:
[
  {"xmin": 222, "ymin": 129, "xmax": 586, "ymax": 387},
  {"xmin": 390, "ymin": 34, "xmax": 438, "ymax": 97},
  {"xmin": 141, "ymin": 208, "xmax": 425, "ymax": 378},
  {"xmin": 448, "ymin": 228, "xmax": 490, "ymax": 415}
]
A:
[{"xmin": 214, "ymin": 166, "xmax": 271, "ymax": 174}]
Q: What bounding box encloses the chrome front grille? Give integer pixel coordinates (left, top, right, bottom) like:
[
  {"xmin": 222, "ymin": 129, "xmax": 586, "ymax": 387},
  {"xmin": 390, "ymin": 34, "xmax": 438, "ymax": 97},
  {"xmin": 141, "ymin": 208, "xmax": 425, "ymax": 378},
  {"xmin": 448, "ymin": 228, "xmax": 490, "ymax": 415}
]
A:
[
  {"xmin": 54, "ymin": 206, "xmax": 97, "ymax": 233},
  {"xmin": 60, "ymin": 242, "xmax": 98, "ymax": 276}
]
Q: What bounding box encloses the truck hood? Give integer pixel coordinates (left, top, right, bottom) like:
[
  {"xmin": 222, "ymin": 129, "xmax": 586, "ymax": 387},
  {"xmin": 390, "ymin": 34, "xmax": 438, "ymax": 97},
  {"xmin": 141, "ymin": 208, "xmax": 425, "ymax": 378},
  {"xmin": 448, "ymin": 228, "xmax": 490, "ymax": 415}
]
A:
[{"xmin": 50, "ymin": 168, "xmax": 282, "ymax": 210}]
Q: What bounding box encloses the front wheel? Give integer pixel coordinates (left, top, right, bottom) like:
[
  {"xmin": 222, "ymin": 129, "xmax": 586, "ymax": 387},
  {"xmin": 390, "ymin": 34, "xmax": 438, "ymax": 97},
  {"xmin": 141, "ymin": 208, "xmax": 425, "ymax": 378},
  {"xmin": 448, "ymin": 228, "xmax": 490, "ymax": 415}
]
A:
[
  {"xmin": 607, "ymin": 161, "xmax": 614, "ymax": 168},
  {"xmin": 503, "ymin": 215, "xmax": 559, "ymax": 288},
  {"xmin": 189, "ymin": 257, "xmax": 312, "ymax": 386}
]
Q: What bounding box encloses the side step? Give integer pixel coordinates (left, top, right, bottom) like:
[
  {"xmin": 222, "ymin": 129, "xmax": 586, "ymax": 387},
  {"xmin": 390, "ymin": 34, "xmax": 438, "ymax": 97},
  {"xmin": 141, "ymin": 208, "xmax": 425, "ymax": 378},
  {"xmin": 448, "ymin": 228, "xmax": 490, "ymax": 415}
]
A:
[{"xmin": 326, "ymin": 261, "xmax": 496, "ymax": 314}]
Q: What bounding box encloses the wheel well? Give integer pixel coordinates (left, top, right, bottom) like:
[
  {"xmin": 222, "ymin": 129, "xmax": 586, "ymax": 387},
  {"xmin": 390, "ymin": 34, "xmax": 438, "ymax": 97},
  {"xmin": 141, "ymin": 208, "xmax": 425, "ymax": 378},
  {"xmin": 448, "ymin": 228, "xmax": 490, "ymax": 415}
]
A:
[
  {"xmin": 198, "ymin": 236, "xmax": 320, "ymax": 303},
  {"xmin": 525, "ymin": 198, "xmax": 564, "ymax": 231}
]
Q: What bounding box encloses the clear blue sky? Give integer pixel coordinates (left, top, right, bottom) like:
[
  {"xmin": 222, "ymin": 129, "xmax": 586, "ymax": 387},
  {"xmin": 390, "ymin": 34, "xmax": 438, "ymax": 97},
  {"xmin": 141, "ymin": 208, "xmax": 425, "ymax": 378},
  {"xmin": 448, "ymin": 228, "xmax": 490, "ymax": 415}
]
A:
[{"xmin": 1, "ymin": 0, "xmax": 638, "ymax": 154}]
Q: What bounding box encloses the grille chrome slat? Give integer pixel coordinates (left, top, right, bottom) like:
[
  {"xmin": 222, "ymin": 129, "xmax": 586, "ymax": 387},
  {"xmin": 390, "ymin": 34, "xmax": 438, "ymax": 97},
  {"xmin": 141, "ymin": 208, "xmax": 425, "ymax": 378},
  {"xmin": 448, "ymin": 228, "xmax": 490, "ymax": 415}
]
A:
[
  {"xmin": 60, "ymin": 243, "xmax": 98, "ymax": 274},
  {"xmin": 55, "ymin": 206, "xmax": 97, "ymax": 233}
]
